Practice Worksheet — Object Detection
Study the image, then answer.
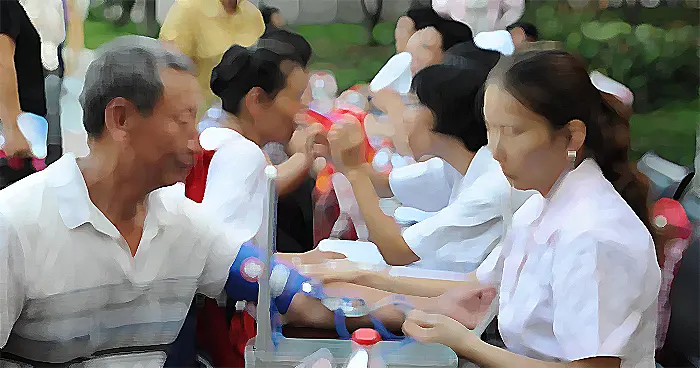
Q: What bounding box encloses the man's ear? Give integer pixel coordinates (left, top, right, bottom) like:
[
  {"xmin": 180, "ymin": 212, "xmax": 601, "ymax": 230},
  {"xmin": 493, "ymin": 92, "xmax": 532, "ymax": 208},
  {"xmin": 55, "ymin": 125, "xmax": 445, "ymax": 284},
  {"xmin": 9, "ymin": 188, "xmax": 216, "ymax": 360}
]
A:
[
  {"xmin": 565, "ymin": 119, "xmax": 586, "ymax": 153},
  {"xmin": 104, "ymin": 97, "xmax": 139, "ymax": 142}
]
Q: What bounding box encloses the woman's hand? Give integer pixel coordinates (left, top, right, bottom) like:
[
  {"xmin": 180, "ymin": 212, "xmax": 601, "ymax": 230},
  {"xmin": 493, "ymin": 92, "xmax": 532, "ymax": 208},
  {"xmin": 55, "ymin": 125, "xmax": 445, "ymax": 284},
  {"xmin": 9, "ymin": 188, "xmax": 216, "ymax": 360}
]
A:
[
  {"xmin": 298, "ymin": 248, "xmax": 347, "ymax": 265},
  {"xmin": 287, "ymin": 122, "xmax": 328, "ymax": 159},
  {"xmin": 275, "ymin": 249, "xmax": 346, "ymax": 267},
  {"xmin": 298, "ymin": 259, "xmax": 384, "ymax": 284},
  {"xmin": 402, "ymin": 309, "xmax": 482, "ymax": 352},
  {"xmin": 370, "ymin": 89, "xmax": 403, "ymax": 114},
  {"xmin": 428, "ymin": 285, "xmax": 497, "ymax": 330},
  {"xmin": 327, "ymin": 116, "xmax": 366, "ymax": 172}
]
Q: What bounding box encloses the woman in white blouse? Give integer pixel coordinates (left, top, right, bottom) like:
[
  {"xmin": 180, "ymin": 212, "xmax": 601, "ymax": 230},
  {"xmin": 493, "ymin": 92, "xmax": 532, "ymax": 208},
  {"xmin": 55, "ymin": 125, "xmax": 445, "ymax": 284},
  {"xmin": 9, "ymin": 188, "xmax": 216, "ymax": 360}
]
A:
[
  {"xmin": 328, "ymin": 63, "xmax": 521, "ymax": 273},
  {"xmin": 197, "ymin": 31, "xmax": 327, "ymax": 248},
  {"xmin": 399, "ymin": 50, "xmax": 661, "ymax": 368}
]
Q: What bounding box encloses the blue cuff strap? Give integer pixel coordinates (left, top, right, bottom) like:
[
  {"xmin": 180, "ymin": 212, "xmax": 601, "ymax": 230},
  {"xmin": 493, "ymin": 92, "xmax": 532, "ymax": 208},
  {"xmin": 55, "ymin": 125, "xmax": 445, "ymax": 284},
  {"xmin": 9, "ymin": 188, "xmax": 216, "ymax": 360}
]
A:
[{"xmin": 225, "ymin": 243, "xmax": 310, "ymax": 315}]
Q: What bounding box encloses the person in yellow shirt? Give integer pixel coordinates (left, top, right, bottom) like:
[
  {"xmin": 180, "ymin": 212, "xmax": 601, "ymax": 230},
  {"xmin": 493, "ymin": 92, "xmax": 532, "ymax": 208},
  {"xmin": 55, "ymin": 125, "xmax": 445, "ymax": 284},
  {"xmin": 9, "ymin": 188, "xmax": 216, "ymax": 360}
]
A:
[{"xmin": 159, "ymin": 0, "xmax": 264, "ymax": 119}]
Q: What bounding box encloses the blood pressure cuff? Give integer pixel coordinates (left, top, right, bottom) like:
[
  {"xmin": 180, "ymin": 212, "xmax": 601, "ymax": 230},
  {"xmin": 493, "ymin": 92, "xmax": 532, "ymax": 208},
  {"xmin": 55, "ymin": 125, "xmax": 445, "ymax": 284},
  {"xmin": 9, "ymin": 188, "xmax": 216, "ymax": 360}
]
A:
[{"xmin": 224, "ymin": 242, "xmax": 310, "ymax": 314}]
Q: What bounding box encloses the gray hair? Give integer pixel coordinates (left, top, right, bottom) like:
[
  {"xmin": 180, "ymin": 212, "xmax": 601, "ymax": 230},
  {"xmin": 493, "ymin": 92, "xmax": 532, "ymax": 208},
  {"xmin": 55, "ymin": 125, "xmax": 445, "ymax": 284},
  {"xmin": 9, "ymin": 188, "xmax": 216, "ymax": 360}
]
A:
[{"xmin": 80, "ymin": 35, "xmax": 195, "ymax": 138}]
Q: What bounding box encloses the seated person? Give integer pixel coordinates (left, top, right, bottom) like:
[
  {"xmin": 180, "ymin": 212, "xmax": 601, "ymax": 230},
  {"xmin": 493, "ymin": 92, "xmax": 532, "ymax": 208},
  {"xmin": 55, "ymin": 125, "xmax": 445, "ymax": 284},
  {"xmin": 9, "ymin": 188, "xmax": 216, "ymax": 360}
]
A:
[
  {"xmin": 326, "ymin": 64, "xmax": 524, "ymax": 272},
  {"xmin": 188, "ymin": 30, "xmax": 323, "ymax": 247},
  {"xmin": 367, "ymin": 46, "xmax": 502, "ymax": 214},
  {"xmin": 400, "ymin": 49, "xmax": 659, "ymax": 368},
  {"xmin": 0, "ymin": 35, "xmax": 430, "ymax": 367}
]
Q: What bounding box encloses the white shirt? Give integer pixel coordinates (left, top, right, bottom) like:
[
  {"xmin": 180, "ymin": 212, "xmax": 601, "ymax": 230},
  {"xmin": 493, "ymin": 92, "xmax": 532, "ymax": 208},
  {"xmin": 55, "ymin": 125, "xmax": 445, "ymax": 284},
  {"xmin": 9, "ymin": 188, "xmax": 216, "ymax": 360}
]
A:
[
  {"xmin": 199, "ymin": 127, "xmax": 269, "ymax": 246},
  {"xmin": 389, "ymin": 157, "xmax": 463, "ymax": 212},
  {"xmin": 477, "ymin": 159, "xmax": 660, "ymax": 367},
  {"xmin": 432, "ymin": 0, "xmax": 525, "ymax": 34},
  {"xmin": 0, "ymin": 154, "xmax": 239, "ymax": 365},
  {"xmin": 402, "ymin": 147, "xmax": 529, "ymax": 273}
]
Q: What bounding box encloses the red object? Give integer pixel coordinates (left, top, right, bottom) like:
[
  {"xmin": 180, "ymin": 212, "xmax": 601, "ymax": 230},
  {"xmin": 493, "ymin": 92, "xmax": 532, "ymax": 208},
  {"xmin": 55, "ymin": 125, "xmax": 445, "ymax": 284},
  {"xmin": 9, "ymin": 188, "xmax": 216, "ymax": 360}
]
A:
[
  {"xmin": 352, "ymin": 328, "xmax": 381, "ymax": 346},
  {"xmin": 653, "ymin": 198, "xmax": 693, "ymax": 353},
  {"xmin": 0, "ymin": 149, "xmax": 47, "ymax": 171},
  {"xmin": 185, "ymin": 149, "xmax": 256, "ymax": 368},
  {"xmin": 653, "ymin": 198, "xmax": 693, "ymax": 240},
  {"xmin": 308, "ymin": 108, "xmax": 377, "ymax": 247}
]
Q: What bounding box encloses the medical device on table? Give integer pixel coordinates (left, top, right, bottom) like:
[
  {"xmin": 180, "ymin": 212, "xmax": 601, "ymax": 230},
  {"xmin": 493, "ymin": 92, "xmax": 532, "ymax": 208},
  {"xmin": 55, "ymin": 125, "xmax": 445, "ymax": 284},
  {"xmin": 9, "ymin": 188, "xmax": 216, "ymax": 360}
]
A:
[{"xmin": 244, "ymin": 166, "xmax": 459, "ymax": 367}]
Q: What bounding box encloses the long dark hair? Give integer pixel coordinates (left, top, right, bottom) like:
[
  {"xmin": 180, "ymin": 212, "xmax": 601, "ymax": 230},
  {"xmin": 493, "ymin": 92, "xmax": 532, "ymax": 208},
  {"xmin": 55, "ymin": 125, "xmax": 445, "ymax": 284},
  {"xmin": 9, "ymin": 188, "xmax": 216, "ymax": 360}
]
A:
[{"xmin": 490, "ymin": 50, "xmax": 651, "ymax": 231}]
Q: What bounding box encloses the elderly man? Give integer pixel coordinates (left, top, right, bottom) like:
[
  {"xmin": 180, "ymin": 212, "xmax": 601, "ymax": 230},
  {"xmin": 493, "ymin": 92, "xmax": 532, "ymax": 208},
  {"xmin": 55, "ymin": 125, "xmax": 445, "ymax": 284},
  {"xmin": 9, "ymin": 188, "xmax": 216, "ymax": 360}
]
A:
[
  {"xmin": 159, "ymin": 0, "xmax": 264, "ymax": 120},
  {"xmin": 0, "ymin": 36, "xmax": 474, "ymax": 366}
]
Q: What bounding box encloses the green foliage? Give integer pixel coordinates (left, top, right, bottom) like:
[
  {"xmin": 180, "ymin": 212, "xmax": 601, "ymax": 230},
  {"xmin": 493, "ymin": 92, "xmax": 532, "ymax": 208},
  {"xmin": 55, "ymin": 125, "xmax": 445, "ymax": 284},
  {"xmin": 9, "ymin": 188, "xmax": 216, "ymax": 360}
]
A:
[
  {"xmin": 295, "ymin": 24, "xmax": 395, "ymax": 90},
  {"xmin": 527, "ymin": 4, "xmax": 698, "ymax": 113},
  {"xmin": 629, "ymin": 99, "xmax": 698, "ymax": 166}
]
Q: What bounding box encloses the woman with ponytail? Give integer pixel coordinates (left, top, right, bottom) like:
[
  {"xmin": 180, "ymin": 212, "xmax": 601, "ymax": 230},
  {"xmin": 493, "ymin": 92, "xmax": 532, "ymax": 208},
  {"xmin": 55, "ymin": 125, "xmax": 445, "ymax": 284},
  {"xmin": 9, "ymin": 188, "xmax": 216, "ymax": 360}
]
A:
[{"xmin": 399, "ymin": 50, "xmax": 661, "ymax": 368}]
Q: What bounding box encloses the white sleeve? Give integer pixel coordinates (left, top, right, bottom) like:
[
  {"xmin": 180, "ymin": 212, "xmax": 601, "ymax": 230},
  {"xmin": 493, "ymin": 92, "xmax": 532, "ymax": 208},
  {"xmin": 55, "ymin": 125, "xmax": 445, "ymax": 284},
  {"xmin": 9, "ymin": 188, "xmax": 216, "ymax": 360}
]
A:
[
  {"xmin": 551, "ymin": 233, "xmax": 661, "ymax": 361},
  {"xmin": 0, "ymin": 212, "xmax": 25, "ymax": 348},
  {"xmin": 389, "ymin": 158, "xmax": 457, "ymax": 212},
  {"xmin": 402, "ymin": 185, "xmax": 504, "ymax": 273},
  {"xmin": 475, "ymin": 243, "xmax": 505, "ymax": 287},
  {"xmin": 196, "ymin": 219, "xmax": 243, "ymax": 299},
  {"xmin": 202, "ymin": 143, "xmax": 268, "ymax": 246}
]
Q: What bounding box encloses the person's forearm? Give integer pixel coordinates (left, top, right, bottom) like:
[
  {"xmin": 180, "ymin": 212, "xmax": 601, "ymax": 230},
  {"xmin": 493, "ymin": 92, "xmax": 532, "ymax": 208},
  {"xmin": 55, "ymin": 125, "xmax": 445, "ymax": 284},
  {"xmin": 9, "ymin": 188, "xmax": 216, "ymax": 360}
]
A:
[
  {"xmin": 358, "ymin": 163, "xmax": 392, "ymax": 198},
  {"xmin": 0, "ymin": 64, "xmax": 22, "ymax": 129},
  {"xmin": 356, "ymin": 270, "xmax": 476, "ymax": 297},
  {"xmin": 284, "ymin": 281, "xmax": 435, "ymax": 332},
  {"xmin": 65, "ymin": 0, "xmax": 85, "ymax": 51},
  {"xmin": 275, "ymin": 153, "xmax": 312, "ymax": 197},
  {"xmin": 458, "ymin": 340, "xmax": 619, "ymax": 368},
  {"xmin": 345, "ymin": 168, "xmax": 419, "ymax": 266}
]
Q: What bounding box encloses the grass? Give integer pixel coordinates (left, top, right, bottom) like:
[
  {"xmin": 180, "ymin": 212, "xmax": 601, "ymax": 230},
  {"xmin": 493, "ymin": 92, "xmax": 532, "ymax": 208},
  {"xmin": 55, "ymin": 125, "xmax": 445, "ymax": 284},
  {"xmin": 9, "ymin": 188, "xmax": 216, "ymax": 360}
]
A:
[
  {"xmin": 83, "ymin": 20, "xmax": 698, "ymax": 168},
  {"xmin": 629, "ymin": 99, "xmax": 698, "ymax": 166}
]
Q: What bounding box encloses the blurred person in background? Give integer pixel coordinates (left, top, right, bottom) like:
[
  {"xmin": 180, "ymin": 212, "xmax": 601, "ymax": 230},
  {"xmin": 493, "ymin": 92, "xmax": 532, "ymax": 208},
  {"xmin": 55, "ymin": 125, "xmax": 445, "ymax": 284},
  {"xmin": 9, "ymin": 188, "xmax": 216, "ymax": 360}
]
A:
[
  {"xmin": 159, "ymin": 0, "xmax": 265, "ymax": 120},
  {"xmin": 506, "ymin": 22, "xmax": 538, "ymax": 49},
  {"xmin": 19, "ymin": 0, "xmax": 68, "ymax": 166},
  {"xmin": 432, "ymin": 0, "xmax": 524, "ymax": 34},
  {"xmin": 0, "ymin": 0, "xmax": 46, "ymax": 189},
  {"xmin": 404, "ymin": 14, "xmax": 474, "ymax": 75},
  {"xmin": 395, "ymin": 6, "xmax": 445, "ymax": 54},
  {"xmin": 261, "ymin": 5, "xmax": 285, "ymax": 34}
]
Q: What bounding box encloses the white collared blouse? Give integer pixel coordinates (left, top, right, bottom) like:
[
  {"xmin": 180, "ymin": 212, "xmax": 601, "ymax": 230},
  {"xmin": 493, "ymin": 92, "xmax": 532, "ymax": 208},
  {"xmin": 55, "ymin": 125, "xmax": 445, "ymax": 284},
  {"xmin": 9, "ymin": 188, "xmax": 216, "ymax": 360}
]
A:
[
  {"xmin": 402, "ymin": 147, "xmax": 531, "ymax": 273},
  {"xmin": 477, "ymin": 159, "xmax": 661, "ymax": 367}
]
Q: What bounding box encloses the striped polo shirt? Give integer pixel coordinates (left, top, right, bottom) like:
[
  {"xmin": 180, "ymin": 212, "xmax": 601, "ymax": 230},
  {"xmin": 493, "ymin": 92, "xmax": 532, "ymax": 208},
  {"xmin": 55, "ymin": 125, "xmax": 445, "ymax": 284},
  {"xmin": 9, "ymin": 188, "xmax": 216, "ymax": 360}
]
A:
[{"xmin": 0, "ymin": 154, "xmax": 241, "ymax": 366}]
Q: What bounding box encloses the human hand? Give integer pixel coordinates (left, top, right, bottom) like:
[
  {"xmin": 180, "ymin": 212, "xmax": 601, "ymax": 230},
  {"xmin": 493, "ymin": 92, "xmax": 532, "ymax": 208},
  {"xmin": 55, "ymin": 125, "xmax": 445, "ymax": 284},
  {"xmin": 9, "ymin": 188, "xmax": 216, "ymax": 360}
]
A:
[
  {"xmin": 287, "ymin": 122, "xmax": 328, "ymax": 159},
  {"xmin": 327, "ymin": 115, "xmax": 366, "ymax": 172},
  {"xmin": 428, "ymin": 285, "xmax": 497, "ymax": 330},
  {"xmin": 370, "ymin": 88, "xmax": 403, "ymax": 114},
  {"xmin": 402, "ymin": 309, "xmax": 482, "ymax": 352},
  {"xmin": 296, "ymin": 248, "xmax": 347, "ymax": 265},
  {"xmin": 1, "ymin": 120, "xmax": 32, "ymax": 158}
]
